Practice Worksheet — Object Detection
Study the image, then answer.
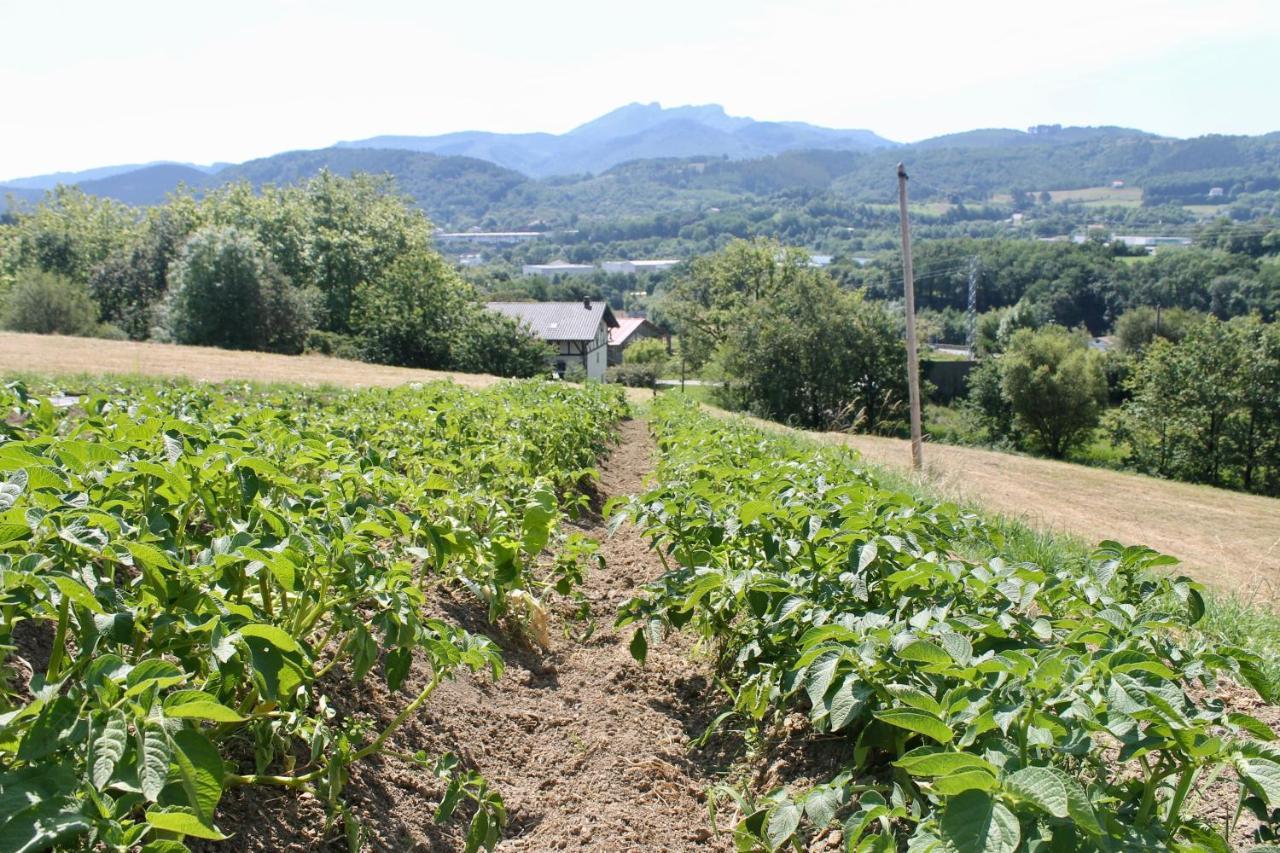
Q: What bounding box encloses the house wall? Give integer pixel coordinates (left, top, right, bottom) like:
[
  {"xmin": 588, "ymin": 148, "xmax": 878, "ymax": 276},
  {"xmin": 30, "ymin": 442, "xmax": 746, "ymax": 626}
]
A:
[{"xmin": 551, "ymin": 321, "xmax": 610, "ymax": 380}]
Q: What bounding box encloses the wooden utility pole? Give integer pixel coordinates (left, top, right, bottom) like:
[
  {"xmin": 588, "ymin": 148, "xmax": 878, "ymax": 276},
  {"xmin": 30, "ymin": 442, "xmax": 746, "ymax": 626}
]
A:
[{"xmin": 897, "ymin": 163, "xmax": 924, "ymax": 471}]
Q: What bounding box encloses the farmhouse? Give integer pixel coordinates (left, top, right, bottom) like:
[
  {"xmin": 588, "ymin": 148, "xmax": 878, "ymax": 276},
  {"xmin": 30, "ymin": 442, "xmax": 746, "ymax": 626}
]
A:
[
  {"xmin": 487, "ymin": 299, "xmax": 618, "ymax": 381},
  {"xmin": 607, "ymin": 316, "xmax": 666, "ymax": 365}
]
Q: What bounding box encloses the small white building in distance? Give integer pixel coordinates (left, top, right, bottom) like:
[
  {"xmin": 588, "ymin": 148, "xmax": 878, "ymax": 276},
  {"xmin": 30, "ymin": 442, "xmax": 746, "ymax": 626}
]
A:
[
  {"xmin": 807, "ymin": 254, "xmax": 833, "ymax": 268},
  {"xmin": 486, "ymin": 299, "xmax": 618, "ymax": 381},
  {"xmin": 1208, "ymin": 187, "xmax": 1225, "ymax": 198},
  {"xmin": 1111, "ymin": 180, "xmax": 1126, "ymax": 189},
  {"xmin": 600, "ymin": 259, "xmax": 682, "ymax": 275},
  {"xmin": 521, "ymin": 260, "xmax": 597, "ymax": 277}
]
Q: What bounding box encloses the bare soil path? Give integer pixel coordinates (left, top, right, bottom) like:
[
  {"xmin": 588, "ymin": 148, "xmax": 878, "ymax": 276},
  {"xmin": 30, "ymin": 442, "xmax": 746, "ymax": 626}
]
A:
[{"xmin": 421, "ymin": 419, "xmax": 730, "ymax": 851}]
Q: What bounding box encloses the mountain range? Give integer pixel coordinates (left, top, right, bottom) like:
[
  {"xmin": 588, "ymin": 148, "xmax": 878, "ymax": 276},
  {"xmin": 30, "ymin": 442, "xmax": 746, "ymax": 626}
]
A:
[
  {"xmin": 3, "ymin": 103, "xmax": 1277, "ymax": 227},
  {"xmin": 334, "ymin": 102, "xmax": 894, "ymax": 176}
]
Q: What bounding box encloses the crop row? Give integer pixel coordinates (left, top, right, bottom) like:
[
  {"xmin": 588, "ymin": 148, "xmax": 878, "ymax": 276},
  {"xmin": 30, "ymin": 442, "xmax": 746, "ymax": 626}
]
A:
[
  {"xmin": 0, "ymin": 378, "xmax": 626, "ymax": 852},
  {"xmin": 617, "ymin": 397, "xmax": 1280, "ymax": 852}
]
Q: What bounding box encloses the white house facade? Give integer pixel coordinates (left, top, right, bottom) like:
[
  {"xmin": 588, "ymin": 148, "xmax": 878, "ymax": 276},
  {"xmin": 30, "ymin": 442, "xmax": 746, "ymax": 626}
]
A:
[{"xmin": 485, "ymin": 299, "xmax": 618, "ymax": 381}]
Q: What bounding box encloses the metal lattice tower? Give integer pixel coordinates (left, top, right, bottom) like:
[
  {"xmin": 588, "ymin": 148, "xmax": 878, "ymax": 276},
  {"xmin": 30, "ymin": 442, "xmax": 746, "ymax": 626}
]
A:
[{"xmin": 966, "ymin": 256, "xmax": 980, "ymax": 353}]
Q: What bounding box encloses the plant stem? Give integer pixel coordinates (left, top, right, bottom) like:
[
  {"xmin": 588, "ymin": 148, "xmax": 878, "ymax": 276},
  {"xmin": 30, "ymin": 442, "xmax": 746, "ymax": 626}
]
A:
[
  {"xmin": 1165, "ymin": 763, "xmax": 1197, "ymax": 829},
  {"xmin": 353, "ymin": 672, "xmax": 443, "ymax": 762},
  {"xmin": 46, "ymin": 594, "xmax": 71, "ymax": 680}
]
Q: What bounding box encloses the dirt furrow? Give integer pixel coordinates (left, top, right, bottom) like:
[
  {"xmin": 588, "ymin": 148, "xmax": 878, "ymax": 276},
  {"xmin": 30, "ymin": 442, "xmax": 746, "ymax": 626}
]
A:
[{"xmin": 206, "ymin": 418, "xmax": 729, "ymax": 851}]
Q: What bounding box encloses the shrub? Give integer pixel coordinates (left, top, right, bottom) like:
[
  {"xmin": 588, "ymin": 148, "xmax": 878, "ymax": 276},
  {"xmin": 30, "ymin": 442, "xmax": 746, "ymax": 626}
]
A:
[
  {"xmin": 607, "ymin": 362, "xmax": 657, "ymax": 388},
  {"xmin": 620, "ymin": 338, "xmax": 669, "ymax": 367},
  {"xmin": 1, "ymin": 269, "xmax": 103, "ymax": 337},
  {"xmin": 304, "ymin": 329, "xmax": 365, "ymax": 361},
  {"xmin": 162, "ymin": 225, "xmax": 315, "ymax": 352},
  {"xmin": 450, "ymin": 308, "xmax": 553, "ymax": 378},
  {"xmin": 1000, "ymin": 325, "xmax": 1107, "ymax": 458}
]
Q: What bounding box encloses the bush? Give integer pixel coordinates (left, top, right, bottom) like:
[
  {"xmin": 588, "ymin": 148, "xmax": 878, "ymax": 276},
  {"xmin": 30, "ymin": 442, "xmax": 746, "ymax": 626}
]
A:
[
  {"xmin": 1000, "ymin": 325, "xmax": 1107, "ymax": 458},
  {"xmin": 1, "ymin": 269, "xmax": 104, "ymax": 337},
  {"xmin": 449, "ymin": 308, "xmax": 553, "ymax": 378},
  {"xmin": 607, "ymin": 362, "xmax": 658, "ymax": 388},
  {"xmin": 304, "ymin": 330, "xmax": 365, "ymax": 361},
  {"xmin": 162, "ymin": 225, "xmax": 316, "ymax": 352},
  {"xmin": 620, "ymin": 338, "xmax": 669, "ymax": 366}
]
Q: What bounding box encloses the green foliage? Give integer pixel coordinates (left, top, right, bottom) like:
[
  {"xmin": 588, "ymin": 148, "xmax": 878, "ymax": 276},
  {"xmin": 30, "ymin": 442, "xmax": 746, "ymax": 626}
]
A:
[
  {"xmin": 350, "ymin": 251, "xmax": 470, "ymax": 368},
  {"xmin": 998, "ymin": 326, "xmax": 1107, "ymax": 458},
  {"xmin": 161, "ymin": 225, "xmax": 316, "ymax": 353},
  {"xmin": 1114, "ymin": 305, "xmax": 1205, "ymax": 352},
  {"xmin": 448, "ymin": 308, "xmax": 555, "ymax": 378},
  {"xmin": 660, "ymin": 238, "xmax": 810, "ymax": 368},
  {"xmin": 660, "ymin": 238, "xmax": 908, "ymax": 431},
  {"xmin": 1, "ymin": 269, "xmax": 107, "ymax": 337},
  {"xmin": 617, "ymin": 397, "xmax": 1279, "ymax": 851},
  {"xmin": 1113, "ymin": 315, "xmax": 1280, "ymax": 495},
  {"xmin": 607, "ymin": 362, "xmax": 658, "ymax": 388},
  {"xmin": 619, "ymin": 337, "xmax": 669, "ymax": 367},
  {"xmin": 0, "ymin": 377, "xmax": 626, "ymax": 850},
  {"xmin": 718, "ymin": 275, "xmax": 908, "ymax": 431}
]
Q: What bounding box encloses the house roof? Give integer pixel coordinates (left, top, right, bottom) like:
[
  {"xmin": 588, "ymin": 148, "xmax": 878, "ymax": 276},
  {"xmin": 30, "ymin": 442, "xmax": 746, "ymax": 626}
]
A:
[
  {"xmin": 609, "ymin": 316, "xmax": 662, "ymax": 347},
  {"xmin": 486, "ymin": 301, "xmax": 618, "ymax": 342}
]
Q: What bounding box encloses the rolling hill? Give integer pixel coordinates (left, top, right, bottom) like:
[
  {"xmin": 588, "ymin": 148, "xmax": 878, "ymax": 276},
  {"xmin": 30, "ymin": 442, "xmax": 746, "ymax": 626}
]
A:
[
  {"xmin": 334, "ymin": 102, "xmax": 895, "ymax": 177},
  {"xmin": 4, "ymin": 103, "xmax": 1278, "ymax": 229}
]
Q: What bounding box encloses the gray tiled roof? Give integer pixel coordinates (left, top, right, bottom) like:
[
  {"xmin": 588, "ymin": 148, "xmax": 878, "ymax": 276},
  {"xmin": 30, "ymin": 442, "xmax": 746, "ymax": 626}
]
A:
[{"xmin": 486, "ymin": 301, "xmax": 618, "ymax": 342}]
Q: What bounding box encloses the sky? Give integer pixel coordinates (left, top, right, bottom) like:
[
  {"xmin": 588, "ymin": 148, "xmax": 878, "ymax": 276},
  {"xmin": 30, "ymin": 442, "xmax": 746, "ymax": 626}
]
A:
[{"xmin": 3, "ymin": 0, "xmax": 1279, "ymax": 179}]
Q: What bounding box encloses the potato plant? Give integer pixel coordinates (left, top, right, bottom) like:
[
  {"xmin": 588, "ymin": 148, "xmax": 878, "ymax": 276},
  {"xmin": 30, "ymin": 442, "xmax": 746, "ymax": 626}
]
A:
[
  {"xmin": 617, "ymin": 397, "xmax": 1280, "ymax": 852},
  {"xmin": 0, "ymin": 378, "xmax": 625, "ymax": 851}
]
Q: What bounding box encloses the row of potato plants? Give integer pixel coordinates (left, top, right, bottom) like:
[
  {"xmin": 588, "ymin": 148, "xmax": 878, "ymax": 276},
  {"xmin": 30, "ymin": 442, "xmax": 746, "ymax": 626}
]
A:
[
  {"xmin": 0, "ymin": 378, "xmax": 626, "ymax": 852},
  {"xmin": 616, "ymin": 396, "xmax": 1280, "ymax": 852}
]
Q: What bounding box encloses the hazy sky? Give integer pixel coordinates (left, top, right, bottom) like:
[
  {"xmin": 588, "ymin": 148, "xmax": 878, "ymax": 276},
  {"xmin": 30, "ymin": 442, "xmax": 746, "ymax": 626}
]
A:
[{"xmin": 3, "ymin": 0, "xmax": 1279, "ymax": 179}]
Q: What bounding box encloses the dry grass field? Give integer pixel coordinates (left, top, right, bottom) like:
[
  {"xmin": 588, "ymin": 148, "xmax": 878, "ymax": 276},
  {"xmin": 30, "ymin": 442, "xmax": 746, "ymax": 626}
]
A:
[
  {"xmin": 838, "ymin": 433, "xmax": 1280, "ymax": 601},
  {"xmin": 713, "ymin": 409, "xmax": 1280, "ymax": 600},
  {"xmin": 0, "ymin": 331, "xmax": 504, "ymax": 390}
]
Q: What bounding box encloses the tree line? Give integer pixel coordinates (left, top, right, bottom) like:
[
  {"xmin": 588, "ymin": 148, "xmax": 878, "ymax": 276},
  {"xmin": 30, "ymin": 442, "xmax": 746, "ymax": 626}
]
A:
[{"xmin": 0, "ymin": 175, "xmax": 551, "ymax": 376}]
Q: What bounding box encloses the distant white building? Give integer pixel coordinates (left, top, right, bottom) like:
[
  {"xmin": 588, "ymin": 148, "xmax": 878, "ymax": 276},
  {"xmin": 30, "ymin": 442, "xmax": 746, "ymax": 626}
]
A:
[
  {"xmin": 807, "ymin": 254, "xmax": 833, "ymax": 268},
  {"xmin": 458, "ymin": 253, "xmax": 485, "ymax": 267},
  {"xmin": 601, "ymin": 259, "xmax": 682, "ymax": 275},
  {"xmin": 436, "ymin": 231, "xmax": 543, "ymax": 244},
  {"xmin": 521, "ymin": 260, "xmax": 597, "ymax": 278},
  {"xmin": 1111, "ymin": 180, "xmax": 1126, "ymax": 189},
  {"xmin": 1114, "ymin": 235, "xmax": 1194, "ymax": 253},
  {"xmin": 486, "ymin": 299, "xmax": 618, "ymax": 381},
  {"xmin": 1208, "ymin": 187, "xmax": 1225, "ymax": 199}
]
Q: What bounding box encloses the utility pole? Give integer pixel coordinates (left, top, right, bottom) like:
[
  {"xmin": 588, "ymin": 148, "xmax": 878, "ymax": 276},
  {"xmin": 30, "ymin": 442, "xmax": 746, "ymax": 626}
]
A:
[
  {"xmin": 966, "ymin": 255, "xmax": 980, "ymax": 354},
  {"xmin": 897, "ymin": 163, "xmax": 924, "ymax": 471}
]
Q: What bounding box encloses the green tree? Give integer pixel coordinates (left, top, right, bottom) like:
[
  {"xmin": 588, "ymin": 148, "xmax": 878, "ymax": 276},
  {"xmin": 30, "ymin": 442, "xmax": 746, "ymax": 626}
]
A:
[
  {"xmin": 1000, "ymin": 326, "xmax": 1107, "ymax": 458},
  {"xmin": 1, "ymin": 269, "xmax": 106, "ymax": 337},
  {"xmin": 162, "ymin": 225, "xmax": 315, "ymax": 352},
  {"xmin": 1115, "ymin": 316, "xmax": 1279, "ymax": 494},
  {"xmin": 449, "ymin": 308, "xmax": 553, "ymax": 378},
  {"xmin": 351, "ymin": 250, "xmax": 472, "ymax": 369},
  {"xmin": 660, "ymin": 238, "xmax": 810, "ymax": 368},
  {"xmin": 718, "ymin": 272, "xmax": 908, "ymax": 431},
  {"xmin": 1113, "ymin": 306, "xmax": 1204, "ymax": 352}
]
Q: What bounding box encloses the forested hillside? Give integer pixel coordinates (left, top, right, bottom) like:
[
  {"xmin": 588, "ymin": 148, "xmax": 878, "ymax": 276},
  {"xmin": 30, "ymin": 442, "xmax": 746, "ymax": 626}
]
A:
[{"xmin": 6, "ymin": 117, "xmax": 1279, "ymax": 232}]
